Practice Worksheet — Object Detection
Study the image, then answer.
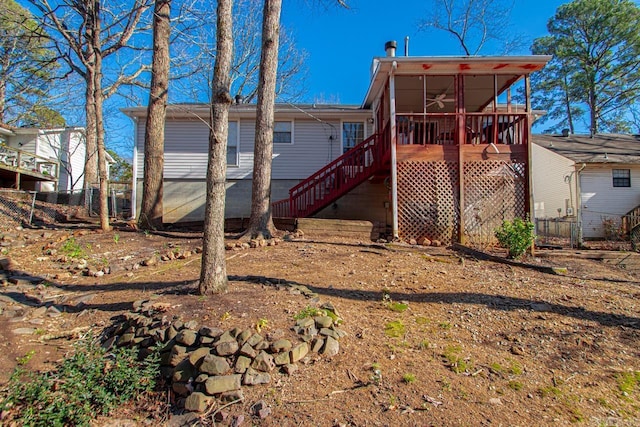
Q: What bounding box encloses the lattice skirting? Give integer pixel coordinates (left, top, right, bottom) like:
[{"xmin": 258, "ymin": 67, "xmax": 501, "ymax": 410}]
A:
[
  {"xmin": 397, "ymin": 160, "xmax": 526, "ymax": 247},
  {"xmin": 463, "ymin": 160, "xmax": 526, "ymax": 248},
  {"xmin": 397, "ymin": 161, "xmax": 460, "ymax": 244}
]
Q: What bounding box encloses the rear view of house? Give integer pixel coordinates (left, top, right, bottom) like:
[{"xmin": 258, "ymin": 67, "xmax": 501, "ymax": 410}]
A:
[{"xmin": 127, "ymin": 43, "xmax": 549, "ymax": 246}]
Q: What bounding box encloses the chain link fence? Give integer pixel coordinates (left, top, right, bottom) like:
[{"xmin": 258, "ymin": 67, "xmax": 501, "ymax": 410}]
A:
[
  {"xmin": 535, "ymin": 218, "xmax": 579, "ymax": 249},
  {"xmin": 0, "ymin": 184, "xmax": 131, "ymax": 230},
  {"xmin": 0, "ymin": 189, "xmax": 36, "ymax": 228},
  {"xmin": 36, "ymin": 187, "xmax": 132, "ymax": 219}
]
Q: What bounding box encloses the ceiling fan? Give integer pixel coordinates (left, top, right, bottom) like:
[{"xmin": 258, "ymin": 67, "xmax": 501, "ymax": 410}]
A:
[{"xmin": 426, "ymin": 93, "xmax": 455, "ymax": 109}]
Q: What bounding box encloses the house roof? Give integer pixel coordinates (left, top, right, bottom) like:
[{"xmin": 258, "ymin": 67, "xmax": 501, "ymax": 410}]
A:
[
  {"xmin": 532, "ymin": 134, "xmax": 640, "ymax": 164},
  {"xmin": 0, "ymin": 122, "xmax": 16, "ymax": 136},
  {"xmin": 121, "ymin": 103, "xmax": 372, "ymax": 120},
  {"xmin": 362, "ymin": 55, "xmax": 552, "ymax": 109}
]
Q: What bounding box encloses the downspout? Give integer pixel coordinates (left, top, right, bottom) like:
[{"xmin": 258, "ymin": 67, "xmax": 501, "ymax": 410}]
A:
[
  {"xmin": 575, "ymin": 162, "xmax": 586, "ymax": 247},
  {"xmin": 130, "ymin": 116, "xmax": 138, "ymax": 220},
  {"xmin": 389, "ymin": 60, "xmax": 399, "ymax": 239}
]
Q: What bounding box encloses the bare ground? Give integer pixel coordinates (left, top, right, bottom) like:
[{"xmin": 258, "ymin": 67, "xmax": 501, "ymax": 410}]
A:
[{"xmin": 1, "ymin": 223, "xmax": 640, "ymax": 426}]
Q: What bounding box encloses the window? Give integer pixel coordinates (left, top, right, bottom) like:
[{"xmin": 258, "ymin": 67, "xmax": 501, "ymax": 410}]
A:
[
  {"xmin": 273, "ymin": 121, "xmax": 292, "ymax": 144},
  {"xmin": 227, "ymin": 121, "xmax": 239, "ymax": 166},
  {"xmin": 343, "ymin": 122, "xmax": 364, "ymax": 153},
  {"xmin": 613, "ymin": 169, "xmax": 631, "ymax": 187}
]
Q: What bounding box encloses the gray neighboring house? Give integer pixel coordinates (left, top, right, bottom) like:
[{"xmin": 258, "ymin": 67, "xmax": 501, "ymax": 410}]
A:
[
  {"xmin": 123, "ymin": 103, "xmax": 373, "ymax": 223},
  {"xmin": 532, "ymin": 133, "xmax": 640, "ymax": 239}
]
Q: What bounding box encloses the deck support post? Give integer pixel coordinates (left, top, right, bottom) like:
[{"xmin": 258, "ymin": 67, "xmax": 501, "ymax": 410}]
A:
[
  {"xmin": 525, "ymin": 74, "xmax": 535, "ymax": 256},
  {"xmin": 389, "ymin": 61, "xmax": 399, "ymax": 239},
  {"xmin": 456, "ymin": 74, "xmax": 465, "ymax": 245}
]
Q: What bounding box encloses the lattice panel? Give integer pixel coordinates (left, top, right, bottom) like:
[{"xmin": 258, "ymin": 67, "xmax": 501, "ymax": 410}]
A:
[
  {"xmin": 463, "ymin": 160, "xmax": 526, "ymax": 248},
  {"xmin": 397, "ymin": 161, "xmax": 459, "ymax": 244}
]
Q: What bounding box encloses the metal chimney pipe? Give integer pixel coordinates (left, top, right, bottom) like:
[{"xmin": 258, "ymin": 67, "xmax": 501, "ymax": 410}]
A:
[
  {"xmin": 385, "ymin": 40, "xmax": 397, "ymax": 57},
  {"xmin": 404, "ymin": 36, "xmax": 409, "ymax": 56}
]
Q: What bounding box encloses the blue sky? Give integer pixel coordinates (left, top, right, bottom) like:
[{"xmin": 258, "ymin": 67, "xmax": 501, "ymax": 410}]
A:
[{"xmin": 281, "ymin": 0, "xmax": 568, "ymax": 105}]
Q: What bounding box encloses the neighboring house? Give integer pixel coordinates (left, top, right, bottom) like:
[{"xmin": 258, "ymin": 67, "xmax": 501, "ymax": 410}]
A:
[
  {"xmin": 532, "ymin": 133, "xmax": 640, "ymax": 240},
  {"xmin": 126, "ymin": 43, "xmax": 550, "ymax": 245},
  {"xmin": 0, "ymin": 123, "xmax": 87, "ymax": 191}
]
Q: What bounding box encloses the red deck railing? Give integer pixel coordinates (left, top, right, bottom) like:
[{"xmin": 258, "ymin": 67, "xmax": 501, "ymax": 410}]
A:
[
  {"xmin": 396, "ymin": 113, "xmax": 529, "ymax": 145},
  {"xmin": 272, "ymin": 130, "xmax": 391, "ymax": 218}
]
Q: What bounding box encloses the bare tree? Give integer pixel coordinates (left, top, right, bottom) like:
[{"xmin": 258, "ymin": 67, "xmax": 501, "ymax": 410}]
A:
[
  {"xmin": 170, "ymin": 0, "xmax": 307, "ymax": 104},
  {"xmin": 199, "ymin": 0, "xmax": 233, "ymax": 295},
  {"xmin": 243, "ymin": 0, "xmax": 282, "ymax": 240},
  {"xmin": 139, "ymin": 0, "xmax": 171, "ymax": 230},
  {"xmin": 418, "ymin": 0, "xmax": 521, "ymax": 55},
  {"xmin": 29, "ymin": 0, "xmax": 153, "ymax": 231}
]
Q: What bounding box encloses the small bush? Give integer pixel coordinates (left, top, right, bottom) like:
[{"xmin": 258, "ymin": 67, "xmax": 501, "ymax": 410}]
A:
[
  {"xmin": 494, "ymin": 217, "xmax": 535, "ymax": 259},
  {"xmin": 0, "ymin": 338, "xmax": 159, "ymax": 426}
]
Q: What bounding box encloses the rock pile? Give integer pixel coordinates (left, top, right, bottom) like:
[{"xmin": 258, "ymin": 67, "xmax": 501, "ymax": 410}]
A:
[{"xmin": 100, "ymin": 299, "xmax": 346, "ymax": 413}]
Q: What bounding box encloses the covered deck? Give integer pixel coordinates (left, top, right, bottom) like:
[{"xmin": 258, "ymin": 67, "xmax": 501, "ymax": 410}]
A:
[{"xmin": 363, "ymin": 54, "xmax": 550, "ymax": 245}]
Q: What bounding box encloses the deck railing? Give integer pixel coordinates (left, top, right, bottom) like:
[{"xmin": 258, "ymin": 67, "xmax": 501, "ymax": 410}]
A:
[
  {"xmin": 396, "ymin": 113, "xmax": 529, "ymax": 146},
  {"xmin": 0, "ymin": 145, "xmax": 59, "ymax": 179},
  {"xmin": 272, "ymin": 130, "xmax": 390, "ymax": 218}
]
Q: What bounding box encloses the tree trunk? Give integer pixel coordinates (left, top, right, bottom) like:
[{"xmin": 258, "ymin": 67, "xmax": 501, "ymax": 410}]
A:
[
  {"xmin": 245, "ymin": 0, "xmax": 282, "ymax": 240},
  {"xmin": 199, "ymin": 0, "xmax": 233, "ymax": 295},
  {"xmin": 91, "ymin": 1, "xmax": 110, "ymax": 231},
  {"xmin": 139, "ymin": 0, "xmax": 171, "ymax": 230},
  {"xmin": 84, "ymin": 69, "xmax": 98, "ymax": 192},
  {"xmin": 589, "ymin": 85, "xmax": 597, "ymax": 137},
  {"xmin": 562, "ymin": 74, "xmax": 574, "ymax": 134}
]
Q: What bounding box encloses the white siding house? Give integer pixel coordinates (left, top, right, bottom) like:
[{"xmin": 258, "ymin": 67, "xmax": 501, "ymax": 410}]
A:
[
  {"xmin": 123, "ymin": 104, "xmax": 373, "ymax": 223},
  {"xmin": 532, "ymin": 134, "xmax": 640, "ymax": 240},
  {"xmin": 0, "ymin": 126, "xmax": 87, "ymax": 191}
]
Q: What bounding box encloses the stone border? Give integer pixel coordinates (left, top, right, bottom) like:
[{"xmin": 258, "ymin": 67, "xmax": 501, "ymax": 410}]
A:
[{"xmin": 100, "ymin": 299, "xmax": 346, "ymax": 415}]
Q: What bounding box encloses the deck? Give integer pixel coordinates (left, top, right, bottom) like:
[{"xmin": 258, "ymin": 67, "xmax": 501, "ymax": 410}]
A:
[{"xmin": 0, "ymin": 145, "xmax": 59, "ymax": 189}]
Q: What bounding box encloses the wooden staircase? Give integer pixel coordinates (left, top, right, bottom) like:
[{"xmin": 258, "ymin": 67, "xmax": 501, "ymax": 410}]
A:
[
  {"xmin": 272, "ymin": 130, "xmax": 391, "ymax": 218},
  {"xmin": 623, "ymin": 205, "xmax": 640, "ymax": 251}
]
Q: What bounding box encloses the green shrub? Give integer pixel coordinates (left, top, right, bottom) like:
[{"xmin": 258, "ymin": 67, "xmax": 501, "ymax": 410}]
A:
[
  {"xmin": 494, "ymin": 218, "xmax": 535, "ymax": 259},
  {"xmin": 0, "ymin": 338, "xmax": 159, "ymax": 426}
]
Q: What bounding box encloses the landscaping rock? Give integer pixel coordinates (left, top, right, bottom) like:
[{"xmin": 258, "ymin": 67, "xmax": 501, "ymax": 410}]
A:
[
  {"xmin": 184, "ymin": 392, "xmax": 211, "ymax": 412},
  {"xmin": 204, "ymin": 374, "xmax": 242, "ymax": 395},
  {"xmin": 251, "ymin": 351, "xmax": 275, "ymax": 372},
  {"xmin": 322, "ymin": 336, "xmax": 340, "ymax": 357},
  {"xmin": 199, "ymin": 354, "xmax": 231, "ymax": 375}
]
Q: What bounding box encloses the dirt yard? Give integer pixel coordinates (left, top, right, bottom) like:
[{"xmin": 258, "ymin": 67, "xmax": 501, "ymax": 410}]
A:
[{"xmin": 1, "ymin": 222, "xmax": 640, "ymax": 426}]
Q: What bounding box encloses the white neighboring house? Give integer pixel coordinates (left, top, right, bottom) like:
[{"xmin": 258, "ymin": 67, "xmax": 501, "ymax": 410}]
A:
[
  {"xmin": 0, "ymin": 124, "xmax": 88, "ymax": 191},
  {"xmin": 122, "ymin": 103, "xmax": 373, "ymax": 223},
  {"xmin": 532, "ymin": 133, "xmax": 640, "ymax": 239}
]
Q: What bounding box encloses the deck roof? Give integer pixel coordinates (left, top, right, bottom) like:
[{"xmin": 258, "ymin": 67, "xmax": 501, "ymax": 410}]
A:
[{"xmin": 362, "ymin": 55, "xmax": 552, "ymax": 109}]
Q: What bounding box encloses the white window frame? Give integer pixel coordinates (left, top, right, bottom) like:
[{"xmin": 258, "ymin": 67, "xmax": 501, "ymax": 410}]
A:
[
  {"xmin": 341, "ymin": 120, "xmax": 365, "ymax": 154},
  {"xmin": 227, "ymin": 120, "xmax": 239, "ymax": 166},
  {"xmin": 612, "ymin": 168, "xmax": 631, "ymax": 188},
  {"xmin": 273, "ymin": 121, "xmax": 293, "ymax": 144}
]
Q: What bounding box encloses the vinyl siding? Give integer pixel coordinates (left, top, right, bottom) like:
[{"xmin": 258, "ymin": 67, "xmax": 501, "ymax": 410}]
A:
[
  {"xmin": 531, "ymin": 143, "xmax": 575, "ymax": 218},
  {"xmin": 64, "ymin": 131, "xmax": 86, "ymax": 190},
  {"xmin": 580, "ymin": 165, "xmax": 640, "ymax": 238},
  {"xmin": 137, "ymin": 118, "xmax": 354, "ymax": 180}
]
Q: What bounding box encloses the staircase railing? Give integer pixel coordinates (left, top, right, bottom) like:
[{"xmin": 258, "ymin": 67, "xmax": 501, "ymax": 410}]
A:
[
  {"xmin": 273, "ymin": 129, "xmax": 390, "ymax": 218},
  {"xmin": 622, "ymin": 205, "xmax": 640, "ymax": 235},
  {"xmin": 623, "ymin": 205, "xmax": 640, "ymax": 251}
]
